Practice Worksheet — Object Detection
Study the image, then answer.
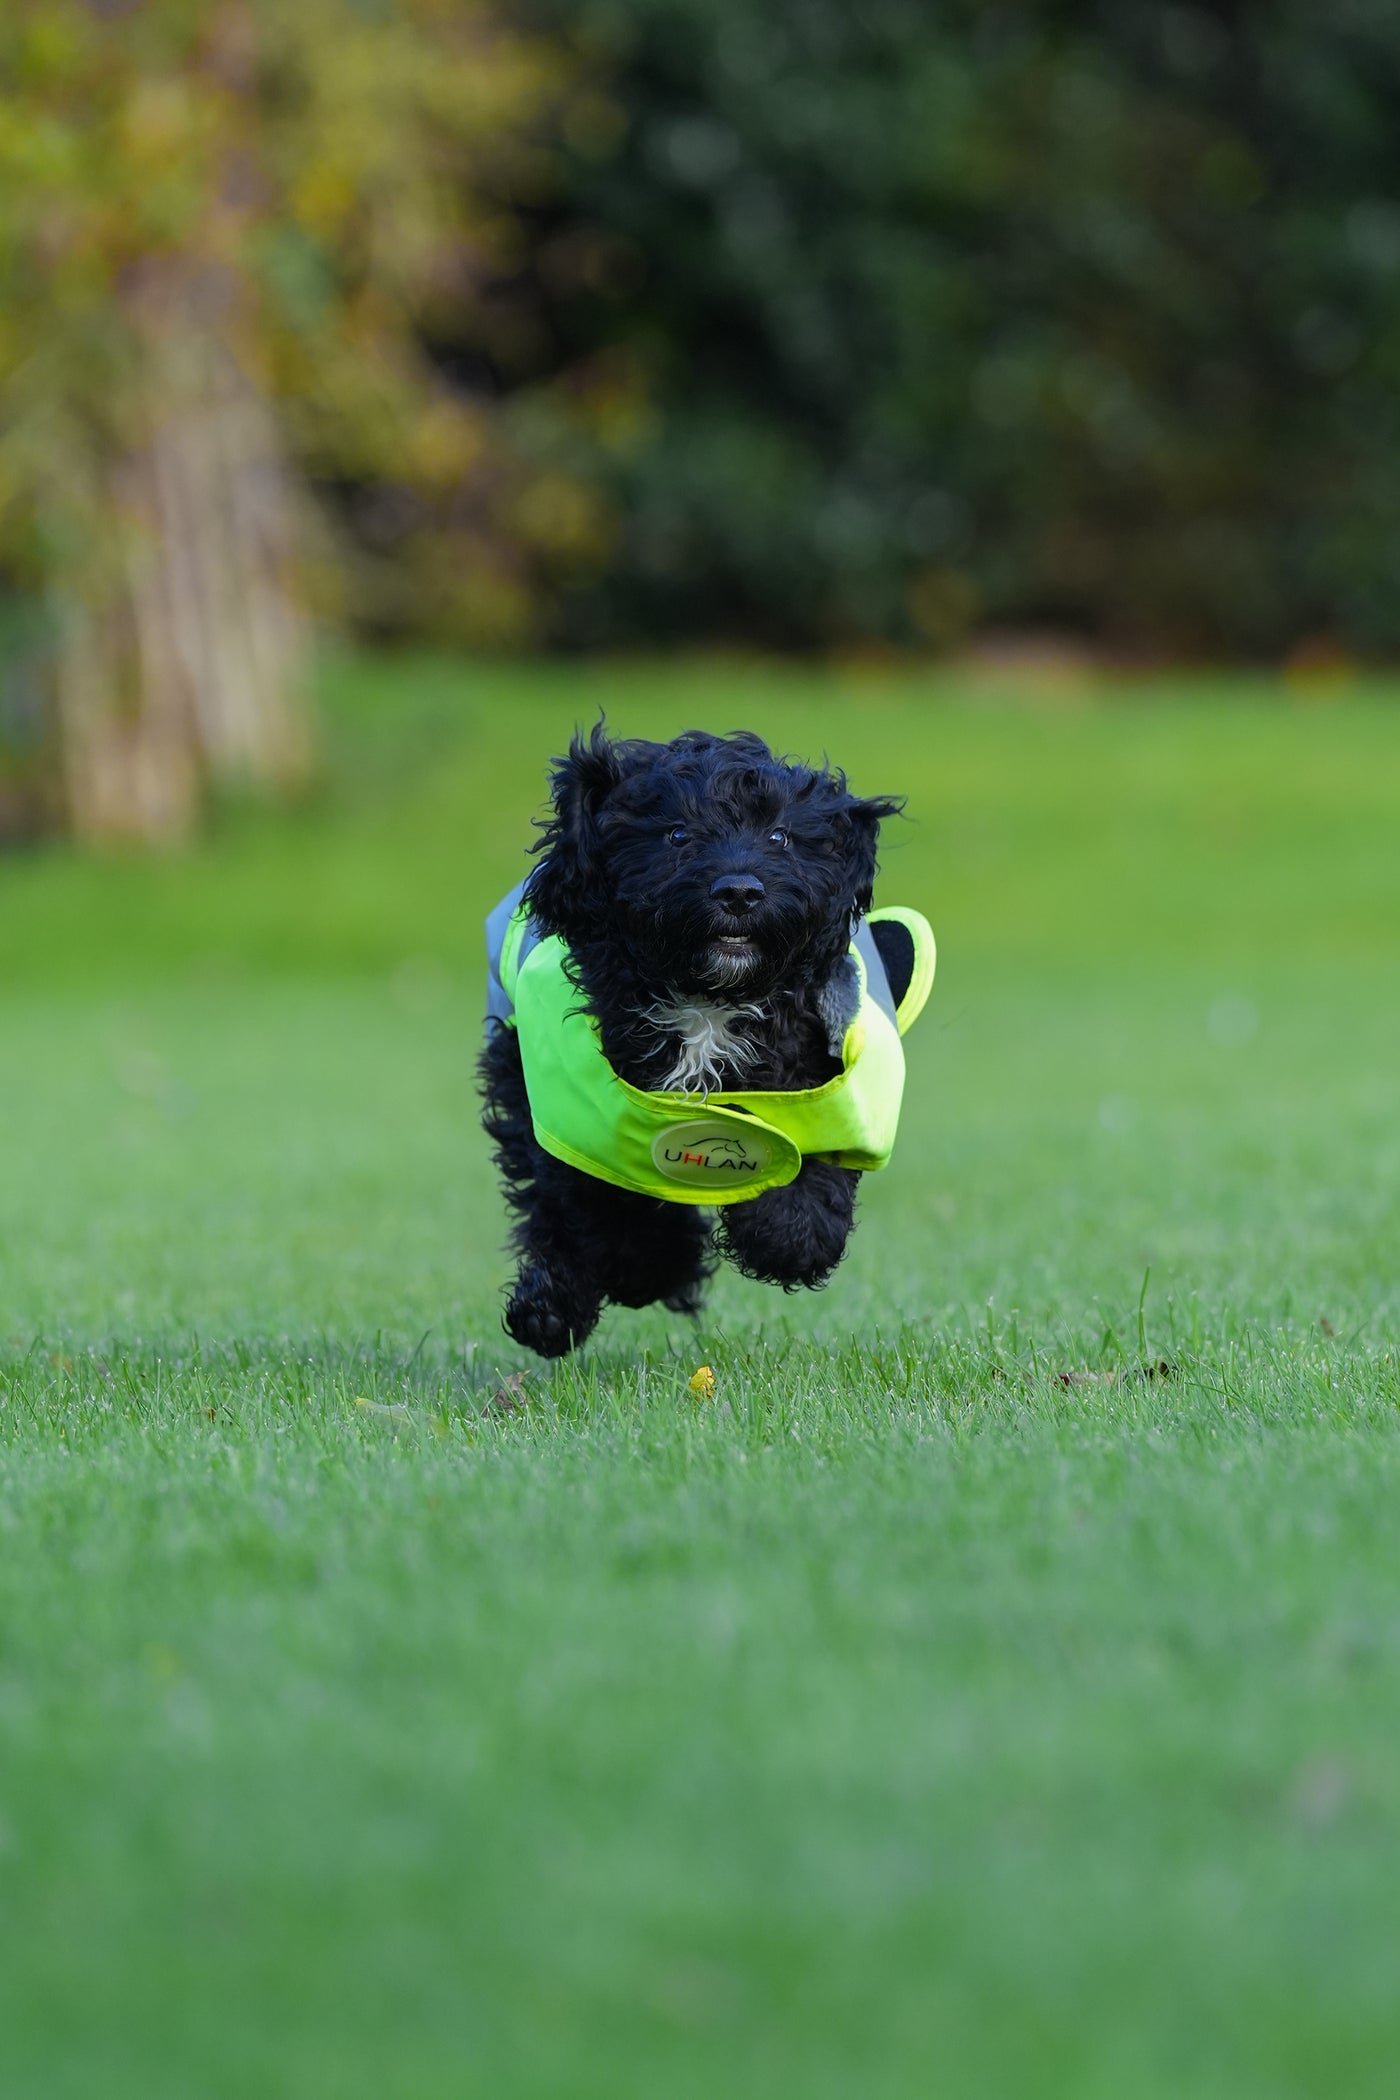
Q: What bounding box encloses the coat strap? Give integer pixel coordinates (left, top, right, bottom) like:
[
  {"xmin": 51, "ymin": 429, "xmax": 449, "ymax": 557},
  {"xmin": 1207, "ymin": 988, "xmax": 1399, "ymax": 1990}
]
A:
[
  {"xmin": 484, "ymin": 879, "xmax": 540, "ymax": 1025},
  {"xmin": 866, "ymin": 906, "xmax": 936, "ymax": 1035},
  {"xmin": 851, "ymin": 918, "xmax": 898, "ymax": 1028}
]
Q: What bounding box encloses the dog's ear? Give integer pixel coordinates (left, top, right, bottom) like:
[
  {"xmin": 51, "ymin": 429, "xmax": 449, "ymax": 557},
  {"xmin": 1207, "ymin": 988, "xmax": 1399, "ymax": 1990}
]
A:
[
  {"xmin": 524, "ymin": 721, "xmax": 627, "ymax": 938},
  {"xmin": 843, "ymin": 792, "xmax": 904, "ymax": 916}
]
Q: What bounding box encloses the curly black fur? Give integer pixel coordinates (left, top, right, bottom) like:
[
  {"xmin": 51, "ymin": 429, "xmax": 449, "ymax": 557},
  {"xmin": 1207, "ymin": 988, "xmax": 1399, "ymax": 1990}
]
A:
[{"xmin": 480, "ymin": 724, "xmax": 904, "ymax": 1357}]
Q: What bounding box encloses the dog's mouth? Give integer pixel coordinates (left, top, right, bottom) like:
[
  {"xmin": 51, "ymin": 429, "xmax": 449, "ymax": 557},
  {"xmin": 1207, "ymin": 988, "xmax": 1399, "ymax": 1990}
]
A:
[{"xmin": 700, "ymin": 933, "xmax": 763, "ymax": 988}]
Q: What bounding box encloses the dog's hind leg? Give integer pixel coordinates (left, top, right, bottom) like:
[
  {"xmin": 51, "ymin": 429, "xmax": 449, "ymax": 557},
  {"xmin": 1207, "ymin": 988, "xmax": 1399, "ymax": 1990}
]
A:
[
  {"xmin": 481, "ymin": 1028, "xmax": 715, "ymax": 1349},
  {"xmin": 715, "ymin": 1160, "xmax": 860, "ymax": 1291},
  {"xmin": 505, "ymin": 1246, "xmax": 604, "ymax": 1359},
  {"xmin": 481, "ymin": 1025, "xmax": 608, "ymax": 1356},
  {"xmin": 594, "ymin": 1196, "xmax": 715, "ymax": 1315}
]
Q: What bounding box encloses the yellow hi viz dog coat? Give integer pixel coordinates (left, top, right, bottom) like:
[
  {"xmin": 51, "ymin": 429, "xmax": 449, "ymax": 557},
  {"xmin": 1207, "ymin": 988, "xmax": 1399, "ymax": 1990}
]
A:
[{"xmin": 484, "ymin": 885, "xmax": 934, "ymax": 1205}]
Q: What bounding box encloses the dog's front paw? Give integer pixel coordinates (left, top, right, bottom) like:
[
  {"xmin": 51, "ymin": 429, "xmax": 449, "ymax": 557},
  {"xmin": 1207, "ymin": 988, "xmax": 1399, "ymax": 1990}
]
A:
[
  {"xmin": 504, "ymin": 1266, "xmax": 600, "ymax": 1358},
  {"xmin": 716, "ymin": 1162, "xmax": 859, "ymax": 1291}
]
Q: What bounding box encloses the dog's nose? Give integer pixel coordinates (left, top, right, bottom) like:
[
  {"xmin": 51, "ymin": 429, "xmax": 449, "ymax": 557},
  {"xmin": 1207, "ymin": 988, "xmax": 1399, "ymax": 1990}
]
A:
[{"xmin": 710, "ymin": 872, "xmax": 765, "ymax": 916}]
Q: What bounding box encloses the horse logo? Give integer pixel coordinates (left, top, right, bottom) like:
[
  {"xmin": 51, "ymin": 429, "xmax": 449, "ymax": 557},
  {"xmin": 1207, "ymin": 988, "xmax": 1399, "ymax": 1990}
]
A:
[{"xmin": 651, "ymin": 1120, "xmax": 771, "ymax": 1188}]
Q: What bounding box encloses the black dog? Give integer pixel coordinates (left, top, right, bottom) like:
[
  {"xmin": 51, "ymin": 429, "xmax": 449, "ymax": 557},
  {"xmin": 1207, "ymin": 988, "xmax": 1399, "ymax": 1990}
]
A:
[{"xmin": 480, "ymin": 725, "xmax": 909, "ymax": 1357}]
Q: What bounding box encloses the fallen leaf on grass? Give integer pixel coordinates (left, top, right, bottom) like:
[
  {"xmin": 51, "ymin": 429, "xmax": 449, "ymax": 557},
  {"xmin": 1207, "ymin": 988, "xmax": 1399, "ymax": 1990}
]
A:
[
  {"xmin": 1058, "ymin": 1361, "xmax": 1175, "ymax": 1389},
  {"xmin": 688, "ymin": 1365, "xmax": 716, "ymax": 1400},
  {"xmin": 1320, "ymin": 1316, "xmax": 1337, "ymax": 1337},
  {"xmin": 482, "ymin": 1372, "xmax": 530, "ymax": 1417},
  {"xmin": 353, "ymin": 1396, "xmax": 413, "ymax": 1423}
]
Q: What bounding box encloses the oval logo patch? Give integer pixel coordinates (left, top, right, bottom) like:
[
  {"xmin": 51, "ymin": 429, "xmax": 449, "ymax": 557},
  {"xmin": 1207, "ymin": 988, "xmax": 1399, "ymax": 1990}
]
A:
[{"xmin": 651, "ymin": 1119, "xmax": 771, "ymax": 1188}]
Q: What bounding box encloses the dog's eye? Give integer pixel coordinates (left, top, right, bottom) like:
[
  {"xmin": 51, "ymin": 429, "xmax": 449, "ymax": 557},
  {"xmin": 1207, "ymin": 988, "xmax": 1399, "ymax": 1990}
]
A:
[
  {"xmin": 668, "ymin": 825, "xmax": 689, "ymax": 845},
  {"xmin": 768, "ymin": 827, "xmax": 789, "ymax": 847}
]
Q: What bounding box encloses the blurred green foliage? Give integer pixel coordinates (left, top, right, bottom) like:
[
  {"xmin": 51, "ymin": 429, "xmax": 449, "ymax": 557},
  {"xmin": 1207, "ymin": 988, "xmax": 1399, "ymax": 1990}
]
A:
[
  {"xmin": 3, "ymin": 0, "xmax": 1399, "ymax": 697},
  {"xmin": 0, "ymin": 0, "xmax": 604, "ymax": 654},
  {"xmin": 523, "ymin": 0, "xmax": 1400, "ymax": 655}
]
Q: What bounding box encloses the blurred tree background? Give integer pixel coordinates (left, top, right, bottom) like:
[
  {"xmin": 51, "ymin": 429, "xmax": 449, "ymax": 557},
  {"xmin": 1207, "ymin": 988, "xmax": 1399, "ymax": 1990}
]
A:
[
  {"xmin": 0, "ymin": 0, "xmax": 599, "ymax": 842},
  {"xmin": 2, "ymin": 0, "xmax": 1399, "ymax": 840},
  {"xmin": 525, "ymin": 0, "xmax": 1400, "ymax": 655}
]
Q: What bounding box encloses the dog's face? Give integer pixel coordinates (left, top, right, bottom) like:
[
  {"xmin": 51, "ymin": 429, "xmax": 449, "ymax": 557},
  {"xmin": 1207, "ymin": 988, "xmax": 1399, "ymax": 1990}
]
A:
[{"xmin": 525, "ymin": 727, "xmax": 901, "ymax": 996}]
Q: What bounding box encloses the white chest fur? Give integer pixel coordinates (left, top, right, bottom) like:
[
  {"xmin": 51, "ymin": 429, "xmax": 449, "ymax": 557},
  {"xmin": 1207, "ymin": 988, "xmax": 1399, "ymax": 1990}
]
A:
[{"xmin": 642, "ymin": 998, "xmax": 765, "ymax": 1095}]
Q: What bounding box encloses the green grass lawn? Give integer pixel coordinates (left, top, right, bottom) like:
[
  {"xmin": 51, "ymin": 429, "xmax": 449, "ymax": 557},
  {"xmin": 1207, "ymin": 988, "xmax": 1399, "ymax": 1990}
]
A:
[{"xmin": 1, "ymin": 657, "xmax": 1398, "ymax": 2098}]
